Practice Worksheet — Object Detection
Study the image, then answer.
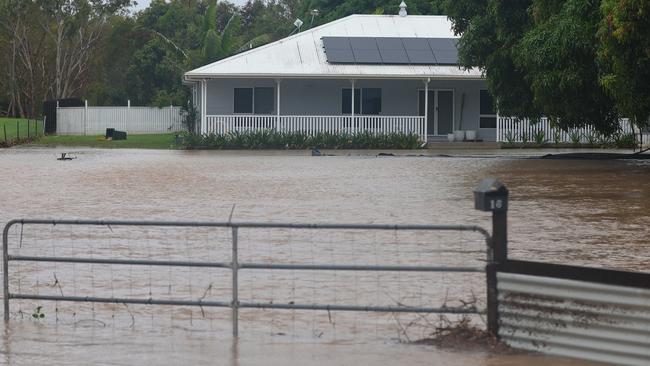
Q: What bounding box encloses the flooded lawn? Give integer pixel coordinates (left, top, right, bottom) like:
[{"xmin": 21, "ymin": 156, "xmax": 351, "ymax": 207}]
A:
[{"xmin": 0, "ymin": 147, "xmax": 647, "ymax": 365}]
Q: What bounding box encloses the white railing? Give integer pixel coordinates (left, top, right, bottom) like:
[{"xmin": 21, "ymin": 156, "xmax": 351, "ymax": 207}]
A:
[
  {"xmin": 57, "ymin": 105, "xmax": 185, "ymax": 135},
  {"xmin": 204, "ymin": 115, "xmax": 426, "ymax": 141},
  {"xmin": 497, "ymin": 117, "xmax": 648, "ymax": 145}
]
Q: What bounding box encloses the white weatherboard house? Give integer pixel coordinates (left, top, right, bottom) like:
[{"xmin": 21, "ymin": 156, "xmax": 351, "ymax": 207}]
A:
[{"xmin": 184, "ymin": 6, "xmax": 498, "ymax": 143}]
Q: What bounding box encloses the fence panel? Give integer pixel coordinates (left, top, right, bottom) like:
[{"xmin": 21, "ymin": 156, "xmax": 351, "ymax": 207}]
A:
[
  {"xmin": 495, "ymin": 260, "xmax": 650, "ymax": 366},
  {"xmin": 56, "ymin": 106, "xmax": 185, "ymax": 135},
  {"xmin": 497, "ymin": 117, "xmax": 648, "ymax": 145}
]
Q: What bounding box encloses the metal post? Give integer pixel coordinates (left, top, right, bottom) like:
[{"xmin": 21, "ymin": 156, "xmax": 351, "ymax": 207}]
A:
[
  {"xmin": 350, "ymin": 79, "xmax": 357, "ymax": 133},
  {"xmin": 492, "ymin": 210, "xmax": 507, "ymax": 262},
  {"xmin": 201, "ymin": 80, "xmax": 207, "ymax": 135},
  {"xmin": 487, "ymin": 205, "xmax": 507, "ymax": 336},
  {"xmin": 3, "ymin": 223, "xmax": 11, "ymax": 321},
  {"xmin": 473, "ymin": 178, "xmax": 508, "ymax": 338},
  {"xmin": 84, "ymin": 100, "xmax": 88, "ymax": 136},
  {"xmin": 424, "ymin": 78, "xmax": 429, "ymax": 142},
  {"xmin": 276, "ymin": 79, "xmax": 281, "ymax": 131},
  {"xmin": 231, "ymin": 226, "xmax": 239, "ymax": 337}
]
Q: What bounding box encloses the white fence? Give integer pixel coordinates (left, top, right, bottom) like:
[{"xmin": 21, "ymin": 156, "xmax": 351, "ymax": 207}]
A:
[
  {"xmin": 204, "ymin": 115, "xmax": 427, "ymax": 141},
  {"xmin": 56, "ymin": 104, "xmax": 186, "ymax": 135},
  {"xmin": 497, "ymin": 117, "xmax": 649, "ymax": 146}
]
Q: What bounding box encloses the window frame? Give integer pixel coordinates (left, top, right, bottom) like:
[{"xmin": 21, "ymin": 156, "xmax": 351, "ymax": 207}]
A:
[
  {"xmin": 479, "ymin": 89, "xmax": 497, "ymax": 129},
  {"xmin": 233, "ymin": 87, "xmax": 275, "ymax": 115},
  {"xmin": 340, "ymin": 87, "xmax": 382, "ymax": 115}
]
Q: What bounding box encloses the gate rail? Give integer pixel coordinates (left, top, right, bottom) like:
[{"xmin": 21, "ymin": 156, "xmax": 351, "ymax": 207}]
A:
[{"xmin": 2, "ymin": 219, "xmax": 492, "ymax": 336}]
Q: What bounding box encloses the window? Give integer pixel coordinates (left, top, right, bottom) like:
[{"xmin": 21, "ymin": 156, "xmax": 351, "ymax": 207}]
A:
[
  {"xmin": 254, "ymin": 87, "xmax": 274, "ymax": 114},
  {"xmin": 362, "ymin": 88, "xmax": 381, "ymax": 115},
  {"xmin": 479, "ymin": 89, "xmax": 497, "ymax": 128},
  {"xmin": 342, "ymin": 88, "xmax": 361, "ymax": 114},
  {"xmin": 234, "ymin": 87, "xmax": 274, "ymax": 114},
  {"xmin": 342, "ymin": 88, "xmax": 381, "ymax": 115},
  {"xmin": 234, "ymin": 88, "xmax": 253, "ymax": 114}
]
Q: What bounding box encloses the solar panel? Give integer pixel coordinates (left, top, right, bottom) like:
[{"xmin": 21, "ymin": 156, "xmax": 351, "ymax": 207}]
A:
[
  {"xmin": 349, "ymin": 37, "xmax": 378, "ymax": 50},
  {"xmin": 378, "ymin": 49, "xmax": 410, "ymax": 63},
  {"xmin": 322, "ymin": 37, "xmax": 355, "ymax": 63},
  {"xmin": 428, "ymin": 38, "xmax": 459, "ymax": 65},
  {"xmin": 353, "ymin": 49, "xmax": 382, "ymax": 63},
  {"xmin": 402, "ymin": 38, "xmax": 430, "ymax": 50},
  {"xmin": 322, "ymin": 37, "xmax": 458, "ymax": 65},
  {"xmin": 322, "ymin": 37, "xmax": 351, "ymax": 50},
  {"xmin": 376, "ymin": 37, "xmax": 404, "ymax": 50},
  {"xmin": 432, "ymin": 50, "xmax": 458, "ymax": 64},
  {"xmin": 325, "ymin": 49, "xmax": 355, "ymax": 63}
]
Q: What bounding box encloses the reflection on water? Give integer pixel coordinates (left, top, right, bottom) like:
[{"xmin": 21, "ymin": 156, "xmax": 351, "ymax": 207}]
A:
[{"xmin": 1, "ymin": 148, "xmax": 646, "ymax": 365}]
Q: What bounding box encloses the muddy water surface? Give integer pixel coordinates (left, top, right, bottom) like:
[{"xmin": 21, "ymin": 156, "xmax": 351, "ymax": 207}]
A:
[{"xmin": 0, "ymin": 148, "xmax": 648, "ymax": 365}]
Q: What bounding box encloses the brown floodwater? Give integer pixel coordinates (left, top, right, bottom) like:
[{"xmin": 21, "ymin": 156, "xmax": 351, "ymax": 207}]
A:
[{"xmin": 0, "ymin": 147, "xmax": 648, "ymax": 365}]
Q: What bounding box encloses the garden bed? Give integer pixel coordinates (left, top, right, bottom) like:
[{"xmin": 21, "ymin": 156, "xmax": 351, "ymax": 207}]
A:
[{"xmin": 178, "ymin": 131, "xmax": 424, "ymax": 150}]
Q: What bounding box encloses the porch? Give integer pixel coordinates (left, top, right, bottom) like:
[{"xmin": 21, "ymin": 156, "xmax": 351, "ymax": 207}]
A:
[{"xmin": 194, "ymin": 78, "xmax": 492, "ymax": 143}]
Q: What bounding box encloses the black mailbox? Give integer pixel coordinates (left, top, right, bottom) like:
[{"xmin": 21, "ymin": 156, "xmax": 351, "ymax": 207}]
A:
[{"xmin": 474, "ymin": 178, "xmax": 508, "ymax": 212}]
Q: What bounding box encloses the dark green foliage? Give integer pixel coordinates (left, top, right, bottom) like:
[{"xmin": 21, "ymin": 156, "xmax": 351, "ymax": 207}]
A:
[
  {"xmin": 309, "ymin": 0, "xmax": 446, "ymax": 25},
  {"xmin": 598, "ymin": 0, "xmax": 650, "ymax": 128},
  {"xmin": 444, "ymin": 0, "xmax": 648, "ymax": 134},
  {"xmin": 613, "ymin": 132, "xmax": 636, "ymax": 149},
  {"xmin": 178, "ymin": 131, "xmax": 422, "ymax": 150},
  {"xmin": 532, "ymin": 130, "xmax": 546, "ymax": 145}
]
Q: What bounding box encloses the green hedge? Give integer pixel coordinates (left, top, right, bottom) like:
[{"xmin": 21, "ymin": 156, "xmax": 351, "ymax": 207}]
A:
[{"xmin": 178, "ymin": 130, "xmax": 423, "ymax": 150}]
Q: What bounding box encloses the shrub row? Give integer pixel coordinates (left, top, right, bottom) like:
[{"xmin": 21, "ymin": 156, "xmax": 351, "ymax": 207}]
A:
[
  {"xmin": 178, "ymin": 130, "xmax": 423, "ymax": 150},
  {"xmin": 503, "ymin": 130, "xmax": 638, "ymax": 148}
]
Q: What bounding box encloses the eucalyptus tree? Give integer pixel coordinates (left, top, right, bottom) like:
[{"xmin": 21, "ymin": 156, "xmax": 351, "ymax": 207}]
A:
[{"xmin": 35, "ymin": 0, "xmax": 133, "ymax": 99}]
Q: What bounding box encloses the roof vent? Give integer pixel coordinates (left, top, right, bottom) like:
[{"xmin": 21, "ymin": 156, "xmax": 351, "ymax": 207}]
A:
[{"xmin": 399, "ymin": 1, "xmax": 407, "ymax": 17}]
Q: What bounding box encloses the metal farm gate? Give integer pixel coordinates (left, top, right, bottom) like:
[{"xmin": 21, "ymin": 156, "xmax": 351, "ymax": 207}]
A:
[{"xmin": 2, "ymin": 219, "xmax": 493, "ymax": 337}]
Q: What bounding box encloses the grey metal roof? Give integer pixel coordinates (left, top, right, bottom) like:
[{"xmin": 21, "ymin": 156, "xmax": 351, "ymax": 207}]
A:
[{"xmin": 185, "ymin": 14, "xmax": 482, "ymax": 80}]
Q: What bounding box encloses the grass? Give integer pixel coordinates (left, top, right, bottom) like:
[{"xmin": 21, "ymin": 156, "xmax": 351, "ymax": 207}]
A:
[
  {"xmin": 0, "ymin": 118, "xmax": 43, "ymax": 143},
  {"xmin": 30, "ymin": 134, "xmax": 178, "ymax": 149}
]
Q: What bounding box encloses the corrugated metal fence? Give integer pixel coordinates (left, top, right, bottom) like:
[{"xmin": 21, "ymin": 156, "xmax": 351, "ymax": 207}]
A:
[
  {"xmin": 495, "ymin": 260, "xmax": 650, "ymax": 366},
  {"xmin": 56, "ymin": 104, "xmax": 186, "ymax": 135}
]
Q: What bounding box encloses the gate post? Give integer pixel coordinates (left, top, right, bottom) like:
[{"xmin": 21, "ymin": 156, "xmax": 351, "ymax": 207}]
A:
[
  {"xmin": 231, "ymin": 226, "xmax": 239, "ymax": 337},
  {"xmin": 3, "ymin": 223, "xmax": 11, "ymax": 322},
  {"xmin": 473, "ymin": 178, "xmax": 509, "ymax": 337}
]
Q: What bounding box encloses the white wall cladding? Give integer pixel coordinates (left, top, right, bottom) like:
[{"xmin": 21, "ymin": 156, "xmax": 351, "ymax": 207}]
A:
[
  {"xmin": 497, "ymin": 272, "xmax": 650, "ymax": 366},
  {"xmin": 56, "ymin": 106, "xmax": 186, "ymax": 135}
]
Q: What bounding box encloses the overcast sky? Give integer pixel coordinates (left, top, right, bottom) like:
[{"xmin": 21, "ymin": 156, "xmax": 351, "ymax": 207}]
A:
[{"xmin": 132, "ymin": 0, "xmax": 249, "ymax": 11}]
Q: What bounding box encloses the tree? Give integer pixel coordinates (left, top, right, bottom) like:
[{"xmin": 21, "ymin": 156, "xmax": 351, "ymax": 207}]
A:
[
  {"xmin": 309, "ymin": 0, "xmax": 446, "ymax": 25},
  {"xmin": 444, "ymin": 0, "xmax": 648, "ymax": 134},
  {"xmin": 598, "ymin": 0, "xmax": 650, "ymax": 128},
  {"xmin": 35, "ymin": 0, "xmax": 132, "ymax": 99}
]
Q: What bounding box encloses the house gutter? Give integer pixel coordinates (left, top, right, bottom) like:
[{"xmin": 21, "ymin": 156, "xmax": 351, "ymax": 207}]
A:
[{"xmin": 183, "ymin": 73, "xmax": 484, "ymax": 81}]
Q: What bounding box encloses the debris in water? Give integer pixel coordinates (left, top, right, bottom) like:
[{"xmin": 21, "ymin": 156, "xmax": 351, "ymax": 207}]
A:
[
  {"xmin": 413, "ymin": 316, "xmax": 516, "ymax": 354},
  {"xmin": 57, "ymin": 152, "xmax": 76, "ymax": 161},
  {"xmin": 311, "ymin": 148, "xmax": 321, "ymax": 156}
]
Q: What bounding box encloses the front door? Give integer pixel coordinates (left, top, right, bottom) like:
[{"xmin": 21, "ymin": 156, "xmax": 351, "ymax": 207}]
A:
[
  {"xmin": 419, "ymin": 90, "xmax": 454, "ymax": 135},
  {"xmin": 436, "ymin": 90, "xmax": 454, "ymax": 135}
]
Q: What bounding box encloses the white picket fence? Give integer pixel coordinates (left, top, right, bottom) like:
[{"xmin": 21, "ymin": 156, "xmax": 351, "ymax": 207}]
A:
[
  {"xmin": 204, "ymin": 115, "xmax": 426, "ymax": 141},
  {"xmin": 56, "ymin": 104, "xmax": 186, "ymax": 135},
  {"xmin": 497, "ymin": 117, "xmax": 649, "ymax": 145}
]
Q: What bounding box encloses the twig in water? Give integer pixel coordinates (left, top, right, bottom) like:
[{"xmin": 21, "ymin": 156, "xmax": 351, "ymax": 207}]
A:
[
  {"xmin": 19, "ymin": 223, "xmax": 24, "ymax": 248},
  {"xmin": 228, "ymin": 204, "xmax": 236, "ymax": 224},
  {"xmin": 122, "ymin": 303, "xmax": 135, "ymax": 328},
  {"xmin": 198, "ymin": 283, "xmax": 213, "ymax": 318}
]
